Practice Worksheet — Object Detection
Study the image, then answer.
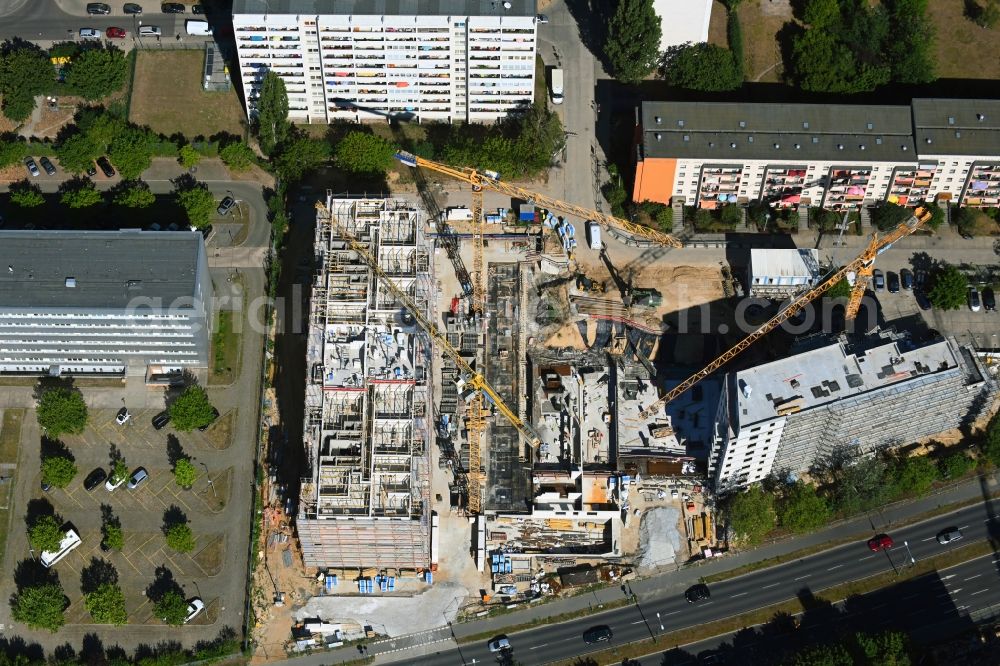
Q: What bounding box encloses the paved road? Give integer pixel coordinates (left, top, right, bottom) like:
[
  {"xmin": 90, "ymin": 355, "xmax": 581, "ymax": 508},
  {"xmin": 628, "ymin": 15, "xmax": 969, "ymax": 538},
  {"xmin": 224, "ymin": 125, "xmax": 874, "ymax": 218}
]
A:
[
  {"xmin": 411, "ymin": 501, "xmax": 1000, "ymax": 665},
  {"xmin": 0, "ymin": 1, "xmax": 198, "ymax": 44}
]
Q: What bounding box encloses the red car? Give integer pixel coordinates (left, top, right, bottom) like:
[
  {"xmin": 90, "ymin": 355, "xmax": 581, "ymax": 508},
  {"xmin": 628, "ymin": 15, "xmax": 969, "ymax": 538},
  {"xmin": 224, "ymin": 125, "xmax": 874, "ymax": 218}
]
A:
[
  {"xmin": 867, "ymin": 534, "xmax": 894, "ymax": 552},
  {"xmin": 106, "ymin": 27, "xmax": 126, "ymax": 39}
]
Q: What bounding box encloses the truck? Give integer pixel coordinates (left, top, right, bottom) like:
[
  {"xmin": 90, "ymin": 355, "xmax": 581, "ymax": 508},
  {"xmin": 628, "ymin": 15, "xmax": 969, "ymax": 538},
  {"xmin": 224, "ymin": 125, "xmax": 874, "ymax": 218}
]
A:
[
  {"xmin": 185, "ymin": 20, "xmax": 212, "ymax": 36},
  {"xmin": 586, "ymin": 220, "xmax": 601, "ymax": 250},
  {"xmin": 549, "ymin": 68, "xmax": 564, "ymax": 105}
]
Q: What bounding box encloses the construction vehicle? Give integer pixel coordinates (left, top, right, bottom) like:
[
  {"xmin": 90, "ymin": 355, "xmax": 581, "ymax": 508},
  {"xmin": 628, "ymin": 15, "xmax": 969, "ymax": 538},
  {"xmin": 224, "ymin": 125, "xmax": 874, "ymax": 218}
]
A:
[
  {"xmin": 394, "ymin": 151, "xmax": 683, "ymax": 248},
  {"xmin": 638, "ymin": 207, "xmax": 932, "ymax": 420},
  {"xmin": 315, "ymin": 200, "xmax": 542, "ymax": 514}
]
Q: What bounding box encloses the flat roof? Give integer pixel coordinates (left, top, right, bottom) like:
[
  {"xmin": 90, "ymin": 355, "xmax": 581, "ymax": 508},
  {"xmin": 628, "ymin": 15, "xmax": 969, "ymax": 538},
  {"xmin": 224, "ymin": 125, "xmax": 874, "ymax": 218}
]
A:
[
  {"xmin": 654, "ymin": 0, "xmax": 711, "ymax": 50},
  {"xmin": 0, "ymin": 230, "xmax": 202, "ymax": 311},
  {"xmin": 233, "ymin": 0, "xmax": 536, "ymax": 16},
  {"xmin": 734, "ymin": 338, "xmax": 959, "ymax": 426},
  {"xmin": 750, "ymin": 249, "xmax": 820, "ymax": 279}
]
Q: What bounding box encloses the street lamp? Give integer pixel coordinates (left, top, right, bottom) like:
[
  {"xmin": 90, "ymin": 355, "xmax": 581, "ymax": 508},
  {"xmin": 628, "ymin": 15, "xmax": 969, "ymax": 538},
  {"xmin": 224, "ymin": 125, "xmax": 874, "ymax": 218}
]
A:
[
  {"xmin": 656, "ymin": 611, "xmax": 664, "ymax": 632},
  {"xmin": 199, "ymin": 460, "xmax": 217, "ymax": 499},
  {"xmin": 903, "ymin": 540, "xmax": 915, "ymax": 566}
]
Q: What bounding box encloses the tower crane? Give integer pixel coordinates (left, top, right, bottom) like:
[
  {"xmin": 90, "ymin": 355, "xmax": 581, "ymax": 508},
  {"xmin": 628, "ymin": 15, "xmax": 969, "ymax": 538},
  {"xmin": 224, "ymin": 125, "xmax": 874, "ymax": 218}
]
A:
[
  {"xmin": 394, "ymin": 151, "xmax": 683, "ymax": 248},
  {"xmin": 638, "ymin": 207, "xmax": 932, "ymax": 421},
  {"xmin": 315, "ymin": 201, "xmax": 542, "ymax": 513}
]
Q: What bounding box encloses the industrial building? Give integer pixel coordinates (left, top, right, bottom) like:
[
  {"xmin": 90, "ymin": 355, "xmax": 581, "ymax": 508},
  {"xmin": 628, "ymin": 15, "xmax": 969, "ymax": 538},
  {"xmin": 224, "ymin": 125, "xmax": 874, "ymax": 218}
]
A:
[
  {"xmin": 632, "ymin": 98, "xmax": 1000, "ymax": 210},
  {"xmin": 709, "ymin": 332, "xmax": 997, "ymax": 490},
  {"xmin": 747, "ymin": 248, "xmax": 822, "ymax": 298},
  {"xmin": 0, "ymin": 230, "xmax": 212, "ymax": 379},
  {"xmin": 297, "ymin": 197, "xmax": 433, "ymax": 570},
  {"xmin": 233, "ymin": 0, "xmax": 538, "ymax": 125}
]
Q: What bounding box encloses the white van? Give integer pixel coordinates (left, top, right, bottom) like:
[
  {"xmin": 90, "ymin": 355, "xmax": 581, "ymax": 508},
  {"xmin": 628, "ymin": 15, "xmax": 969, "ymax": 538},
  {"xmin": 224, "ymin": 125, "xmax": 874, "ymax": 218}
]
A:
[
  {"xmin": 185, "ymin": 20, "xmax": 211, "ymax": 36},
  {"xmin": 549, "ymin": 68, "xmax": 564, "ymax": 105},
  {"xmin": 40, "ymin": 528, "xmax": 82, "ymax": 568},
  {"xmin": 586, "ymin": 220, "xmax": 601, "ymax": 250}
]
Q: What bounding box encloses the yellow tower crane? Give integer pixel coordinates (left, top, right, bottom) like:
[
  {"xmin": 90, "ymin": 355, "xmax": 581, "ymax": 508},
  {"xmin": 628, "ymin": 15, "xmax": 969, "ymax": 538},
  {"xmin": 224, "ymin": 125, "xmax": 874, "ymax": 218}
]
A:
[
  {"xmin": 638, "ymin": 207, "xmax": 932, "ymax": 420},
  {"xmin": 315, "ymin": 201, "xmax": 541, "ymax": 515},
  {"xmin": 394, "ymin": 151, "xmax": 683, "ymax": 248}
]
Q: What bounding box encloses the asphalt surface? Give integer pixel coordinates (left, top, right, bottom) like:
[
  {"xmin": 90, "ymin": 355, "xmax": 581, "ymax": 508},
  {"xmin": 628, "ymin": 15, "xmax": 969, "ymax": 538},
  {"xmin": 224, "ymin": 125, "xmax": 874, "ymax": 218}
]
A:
[
  {"xmin": 413, "ymin": 500, "xmax": 1000, "ymax": 665},
  {"xmin": 0, "ymin": 1, "xmax": 205, "ymax": 43}
]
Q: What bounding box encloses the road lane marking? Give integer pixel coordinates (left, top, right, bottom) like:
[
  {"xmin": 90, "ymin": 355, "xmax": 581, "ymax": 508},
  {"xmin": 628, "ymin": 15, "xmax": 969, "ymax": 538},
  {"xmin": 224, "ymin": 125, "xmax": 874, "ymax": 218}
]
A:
[
  {"xmin": 529, "ymin": 644, "xmax": 549, "ymax": 650},
  {"xmin": 959, "ymin": 525, "xmax": 969, "ymax": 529},
  {"xmin": 942, "ymin": 574, "xmax": 956, "ymax": 580},
  {"xmin": 827, "ymin": 564, "xmax": 844, "ymax": 571},
  {"xmin": 794, "ymin": 574, "xmax": 811, "ymax": 581},
  {"xmin": 731, "ymin": 592, "xmax": 747, "ymax": 598},
  {"xmin": 761, "ymin": 583, "xmax": 779, "ymax": 589},
  {"xmin": 631, "ymin": 621, "xmax": 644, "ymax": 625},
  {"xmin": 971, "ymin": 588, "xmax": 989, "ymax": 596},
  {"xmin": 663, "ymin": 610, "xmax": 680, "ymax": 616},
  {"xmin": 859, "ymin": 555, "xmax": 874, "ymax": 561},
  {"xmin": 964, "ymin": 574, "xmax": 982, "ymax": 581},
  {"xmin": 920, "ymin": 536, "xmax": 936, "ymax": 542}
]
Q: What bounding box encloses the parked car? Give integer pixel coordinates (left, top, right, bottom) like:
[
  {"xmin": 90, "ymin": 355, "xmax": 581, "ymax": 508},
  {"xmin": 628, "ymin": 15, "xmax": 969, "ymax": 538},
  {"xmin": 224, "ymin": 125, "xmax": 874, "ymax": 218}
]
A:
[
  {"xmin": 536, "ymin": 13, "xmax": 549, "ymax": 23},
  {"xmin": 39, "ymin": 156, "xmax": 56, "ymax": 175},
  {"xmin": 84, "ymin": 468, "xmax": 107, "ymax": 491},
  {"xmin": 969, "ymin": 286, "xmax": 981, "ymax": 312},
  {"xmin": 184, "ymin": 598, "xmax": 205, "ymax": 623},
  {"xmin": 105, "ymin": 470, "xmax": 127, "ymax": 492},
  {"xmin": 887, "ymin": 271, "xmax": 900, "ymax": 293},
  {"xmin": 914, "ymin": 269, "xmax": 928, "ymax": 289},
  {"xmin": 487, "ymin": 636, "xmax": 511, "ymax": 653},
  {"xmin": 685, "ymin": 583, "xmax": 711, "ymax": 603},
  {"xmin": 138, "ymin": 26, "xmax": 161, "ymax": 37},
  {"xmin": 152, "ymin": 411, "xmax": 170, "ymax": 430},
  {"xmin": 900, "ymin": 268, "xmax": 913, "ymax": 290},
  {"xmin": 867, "ymin": 533, "xmax": 894, "ymax": 552},
  {"xmin": 127, "ymin": 467, "xmax": 149, "ymax": 489},
  {"xmin": 872, "ymin": 269, "xmax": 885, "ymax": 291},
  {"xmin": 198, "ymin": 407, "xmax": 220, "ymax": 432},
  {"xmin": 86, "ymin": 2, "xmax": 111, "ymax": 14},
  {"xmin": 199, "ymin": 224, "xmax": 214, "ymax": 240},
  {"xmin": 86, "ymin": 163, "xmax": 97, "ymax": 177},
  {"xmin": 162, "ymin": 2, "xmax": 185, "ymax": 13},
  {"xmin": 915, "ymin": 290, "xmax": 932, "ymax": 311},
  {"xmin": 936, "ymin": 527, "xmax": 963, "ymax": 545},
  {"xmin": 96, "ymin": 156, "xmax": 115, "ymax": 177},
  {"xmin": 79, "ymin": 28, "xmax": 101, "ymax": 39},
  {"xmin": 583, "ymin": 625, "xmax": 613, "ymax": 644},
  {"xmin": 123, "ymin": 3, "xmax": 143, "ymax": 15},
  {"xmin": 115, "ymin": 407, "xmax": 131, "ymax": 425},
  {"xmin": 24, "ymin": 157, "xmax": 40, "ymax": 177},
  {"xmin": 217, "ymin": 196, "xmax": 236, "ymax": 216},
  {"xmin": 106, "ymin": 27, "xmax": 126, "ymax": 39},
  {"xmin": 192, "ymin": 3, "xmax": 204, "ymax": 13},
  {"xmin": 984, "ymin": 287, "xmax": 996, "ymax": 312},
  {"xmin": 41, "ymin": 479, "xmax": 52, "ymax": 492}
]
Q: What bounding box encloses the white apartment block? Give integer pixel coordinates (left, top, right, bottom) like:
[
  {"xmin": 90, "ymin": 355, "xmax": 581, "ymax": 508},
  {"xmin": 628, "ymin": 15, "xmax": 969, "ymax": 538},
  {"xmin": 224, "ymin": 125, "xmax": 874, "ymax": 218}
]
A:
[
  {"xmin": 0, "ymin": 231, "xmax": 212, "ymax": 379},
  {"xmin": 233, "ymin": 0, "xmax": 538, "ymax": 125},
  {"xmin": 634, "ymin": 99, "xmax": 1000, "ymax": 211}
]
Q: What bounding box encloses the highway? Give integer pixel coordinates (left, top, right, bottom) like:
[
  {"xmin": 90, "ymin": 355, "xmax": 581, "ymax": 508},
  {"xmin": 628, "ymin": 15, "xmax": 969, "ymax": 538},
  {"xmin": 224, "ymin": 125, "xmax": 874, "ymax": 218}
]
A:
[{"xmin": 413, "ymin": 500, "xmax": 1000, "ymax": 665}]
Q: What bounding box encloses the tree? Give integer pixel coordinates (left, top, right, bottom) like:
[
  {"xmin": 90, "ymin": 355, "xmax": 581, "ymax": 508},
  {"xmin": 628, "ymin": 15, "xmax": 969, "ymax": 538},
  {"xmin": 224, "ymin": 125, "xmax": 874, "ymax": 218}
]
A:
[
  {"xmin": 938, "ymin": 451, "xmax": 975, "ymax": 479},
  {"xmin": 108, "ymin": 126, "xmax": 154, "ymax": 179},
  {"xmin": 802, "ymin": 0, "xmax": 841, "ymax": 27},
  {"xmin": 40, "ymin": 455, "xmax": 78, "ymax": 489},
  {"xmin": 109, "ymin": 458, "xmax": 128, "ymax": 486},
  {"xmin": 178, "ymin": 144, "xmax": 201, "ymax": 169},
  {"xmin": 29, "ymin": 515, "xmax": 65, "ymax": 553},
  {"xmin": 36, "ymin": 386, "xmax": 88, "ymax": 437},
  {"xmin": 64, "ymin": 48, "xmax": 129, "ymax": 100},
  {"xmin": 111, "ymin": 179, "xmax": 155, "ymax": 208},
  {"xmin": 827, "ymin": 453, "xmax": 889, "ymax": 515},
  {"xmin": 59, "ymin": 177, "xmax": 103, "ymax": 209},
  {"xmin": 156, "ymin": 590, "xmax": 189, "ymax": 626},
  {"xmin": 825, "ymin": 278, "xmax": 852, "ymax": 299},
  {"xmin": 889, "ymin": 454, "xmax": 937, "ymax": 497},
  {"xmin": 984, "ymin": 411, "xmax": 1000, "ymax": 467},
  {"xmin": 84, "ymin": 583, "xmax": 127, "ymax": 625},
  {"xmin": 604, "ymin": 0, "xmax": 662, "ymax": 84},
  {"xmin": 972, "ymin": 0, "xmax": 1000, "ymax": 28},
  {"xmin": 80, "ymin": 112, "xmax": 126, "ymax": 150},
  {"xmin": 928, "ymin": 264, "xmax": 968, "ymax": 310},
  {"xmin": 719, "ymin": 204, "xmax": 742, "ymax": 228},
  {"xmin": 0, "ymin": 45, "xmax": 53, "ymax": 121},
  {"xmin": 165, "ymin": 522, "xmax": 196, "ymax": 553},
  {"xmin": 852, "ymin": 630, "xmax": 911, "ymax": 664},
  {"xmin": 334, "ymin": 131, "xmax": 393, "ymax": 175},
  {"xmin": 787, "ymin": 642, "xmax": 853, "ymax": 666},
  {"xmin": 778, "ymin": 482, "xmax": 830, "ymax": 533},
  {"xmin": 924, "ymin": 202, "xmax": 945, "ymax": 231},
  {"xmin": 55, "ymin": 132, "xmax": 103, "ymax": 174},
  {"xmin": 256, "ymin": 70, "xmax": 289, "ymax": 156},
  {"xmin": 173, "ymin": 457, "xmax": 198, "ymax": 489},
  {"xmin": 220, "ymin": 140, "xmax": 255, "ymax": 171},
  {"xmin": 953, "ymin": 206, "xmax": 979, "ymax": 235},
  {"xmin": 725, "ymin": 484, "xmax": 776, "ymax": 545},
  {"xmin": 8, "ymin": 179, "xmax": 44, "ymax": 208},
  {"xmin": 274, "ymin": 136, "xmax": 331, "ymax": 183},
  {"xmin": 0, "ymin": 134, "xmax": 25, "ymax": 167},
  {"xmin": 168, "ymin": 385, "xmax": 216, "ymax": 431},
  {"xmin": 103, "ymin": 522, "xmax": 124, "ymax": 551},
  {"xmin": 870, "ymin": 203, "xmax": 913, "ymax": 231},
  {"xmin": 11, "ymin": 582, "xmax": 67, "ymax": 632},
  {"xmin": 662, "ymin": 43, "xmax": 742, "ymax": 91},
  {"xmin": 174, "ymin": 182, "xmax": 215, "ymax": 229}
]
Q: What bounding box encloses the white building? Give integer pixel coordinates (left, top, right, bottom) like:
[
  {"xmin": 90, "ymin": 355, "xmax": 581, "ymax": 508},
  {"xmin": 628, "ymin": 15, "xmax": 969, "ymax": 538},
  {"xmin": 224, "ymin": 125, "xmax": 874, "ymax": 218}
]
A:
[
  {"xmin": 653, "ymin": 0, "xmax": 712, "ymax": 52},
  {"xmin": 747, "ymin": 248, "xmax": 821, "ymax": 298},
  {"xmin": 233, "ymin": 0, "xmax": 538, "ymax": 125}
]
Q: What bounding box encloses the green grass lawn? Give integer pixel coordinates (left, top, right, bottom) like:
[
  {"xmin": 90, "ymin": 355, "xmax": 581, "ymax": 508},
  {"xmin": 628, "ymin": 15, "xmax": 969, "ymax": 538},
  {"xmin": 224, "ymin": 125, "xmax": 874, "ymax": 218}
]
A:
[
  {"xmin": 0, "ymin": 409, "xmax": 24, "ymax": 563},
  {"xmin": 209, "ymin": 310, "xmax": 241, "ymax": 385}
]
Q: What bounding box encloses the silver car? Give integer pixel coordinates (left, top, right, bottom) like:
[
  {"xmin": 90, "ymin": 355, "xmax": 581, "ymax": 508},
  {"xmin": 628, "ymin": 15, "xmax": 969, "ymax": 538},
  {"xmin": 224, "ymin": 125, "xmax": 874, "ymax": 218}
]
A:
[
  {"xmin": 937, "ymin": 527, "xmax": 962, "ymax": 544},
  {"xmin": 24, "ymin": 157, "xmax": 40, "ymax": 177}
]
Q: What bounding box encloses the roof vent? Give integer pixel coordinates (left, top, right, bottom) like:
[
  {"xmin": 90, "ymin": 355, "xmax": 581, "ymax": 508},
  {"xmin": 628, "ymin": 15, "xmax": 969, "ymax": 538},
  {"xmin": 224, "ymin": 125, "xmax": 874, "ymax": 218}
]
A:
[
  {"xmin": 977, "ymin": 113, "xmax": 986, "ymax": 121},
  {"xmin": 502, "ymin": 1, "xmax": 511, "ymax": 8},
  {"xmin": 948, "ymin": 116, "xmax": 955, "ymax": 125},
  {"xmin": 837, "ymin": 144, "xmax": 844, "ymax": 150},
  {"xmin": 812, "ymin": 137, "xmax": 819, "ymax": 144},
  {"xmin": 773, "ymin": 143, "xmax": 780, "ymax": 149},
  {"xmin": 955, "ymin": 130, "xmax": 961, "ymax": 138},
  {"xmin": 683, "ymin": 134, "xmax": 690, "ymax": 142},
  {"xmin": 708, "ymin": 142, "xmax": 715, "ymax": 147},
  {"xmin": 730, "ymin": 142, "xmax": 737, "ymax": 148},
  {"xmin": 6, "ymin": 265, "xmax": 11, "ymax": 273},
  {"xmin": 925, "ymin": 137, "xmax": 932, "ymax": 144},
  {"xmin": 655, "ymin": 133, "xmax": 662, "ymax": 141},
  {"xmin": 803, "ymin": 121, "xmax": 809, "ymax": 129},
  {"xmin": 860, "ymin": 144, "xmax": 866, "ymax": 150},
  {"xmin": 677, "ymin": 120, "xmax": 685, "ymax": 128},
  {"xmin": 65, "ymin": 278, "xmax": 76, "ymax": 288},
  {"xmin": 739, "ymin": 379, "xmax": 752, "ymax": 398},
  {"xmin": 739, "ymin": 120, "xmax": 746, "ymax": 128},
  {"xmin": 794, "ymin": 143, "xmax": 801, "ymax": 149},
  {"xmin": 902, "ymin": 145, "xmax": 908, "ymax": 151},
  {"xmin": 867, "ymin": 122, "xmax": 874, "ymax": 130},
  {"xmin": 876, "ymin": 137, "xmax": 883, "ymax": 145},
  {"xmin": 655, "ymin": 116, "xmax": 662, "ymax": 124},
  {"xmin": 748, "ymin": 136, "xmax": 754, "ymax": 143}
]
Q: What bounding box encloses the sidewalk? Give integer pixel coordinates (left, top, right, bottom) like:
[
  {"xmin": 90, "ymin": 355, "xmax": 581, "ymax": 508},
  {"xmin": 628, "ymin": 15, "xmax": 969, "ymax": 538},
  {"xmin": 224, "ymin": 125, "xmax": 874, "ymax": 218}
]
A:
[{"xmin": 277, "ymin": 469, "xmax": 1000, "ymax": 665}]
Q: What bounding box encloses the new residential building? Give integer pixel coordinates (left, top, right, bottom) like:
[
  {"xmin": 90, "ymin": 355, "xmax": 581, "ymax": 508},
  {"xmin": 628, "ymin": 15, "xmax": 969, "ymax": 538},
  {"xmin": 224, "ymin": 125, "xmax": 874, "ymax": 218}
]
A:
[
  {"xmin": 633, "ymin": 99, "xmax": 1000, "ymax": 211},
  {"xmin": 233, "ymin": 0, "xmax": 537, "ymax": 125},
  {"xmin": 0, "ymin": 230, "xmax": 212, "ymax": 379},
  {"xmin": 709, "ymin": 332, "xmax": 996, "ymax": 490},
  {"xmin": 297, "ymin": 196, "xmax": 434, "ymax": 570}
]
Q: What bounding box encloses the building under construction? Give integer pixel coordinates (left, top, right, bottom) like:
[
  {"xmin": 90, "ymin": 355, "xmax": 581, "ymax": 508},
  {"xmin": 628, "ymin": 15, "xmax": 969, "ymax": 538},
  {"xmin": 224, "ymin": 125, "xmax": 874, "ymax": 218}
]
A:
[{"xmin": 297, "ymin": 196, "xmax": 433, "ymax": 570}]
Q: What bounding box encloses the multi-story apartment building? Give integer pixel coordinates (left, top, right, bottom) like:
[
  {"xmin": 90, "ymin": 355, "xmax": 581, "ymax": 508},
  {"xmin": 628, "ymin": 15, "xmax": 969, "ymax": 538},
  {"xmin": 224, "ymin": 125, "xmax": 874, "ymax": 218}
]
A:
[
  {"xmin": 633, "ymin": 99, "xmax": 1000, "ymax": 211},
  {"xmin": 233, "ymin": 0, "xmax": 538, "ymax": 125},
  {"xmin": 0, "ymin": 230, "xmax": 212, "ymax": 379},
  {"xmin": 708, "ymin": 332, "xmax": 996, "ymax": 491}
]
